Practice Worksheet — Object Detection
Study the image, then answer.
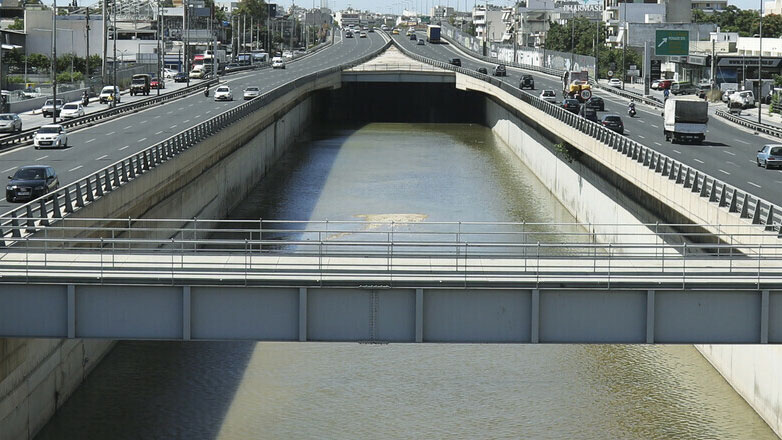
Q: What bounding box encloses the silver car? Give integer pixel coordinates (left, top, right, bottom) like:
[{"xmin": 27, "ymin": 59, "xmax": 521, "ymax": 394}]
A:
[
  {"xmin": 243, "ymin": 86, "xmax": 261, "ymax": 100},
  {"xmin": 0, "ymin": 113, "xmax": 22, "ymax": 133},
  {"xmin": 539, "ymin": 90, "xmax": 558, "ymax": 104}
]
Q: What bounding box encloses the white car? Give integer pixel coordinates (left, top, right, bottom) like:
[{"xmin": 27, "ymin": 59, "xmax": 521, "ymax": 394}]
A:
[
  {"xmin": 214, "ymin": 86, "xmax": 233, "ymax": 101},
  {"xmin": 608, "ymin": 78, "xmax": 623, "ymax": 88},
  {"xmin": 34, "ymin": 124, "xmax": 68, "ymax": 149},
  {"xmin": 282, "ymin": 51, "xmax": 293, "ymax": 59},
  {"xmin": 272, "ymin": 57, "xmax": 286, "ymax": 69},
  {"xmin": 722, "ymin": 89, "xmax": 736, "ymax": 103},
  {"xmin": 60, "ymin": 103, "xmax": 85, "ymax": 119},
  {"xmin": 163, "ymin": 68, "xmax": 179, "ymax": 79},
  {"xmin": 243, "ymin": 86, "xmax": 261, "ymax": 100},
  {"xmin": 99, "ymin": 86, "xmax": 120, "ymax": 104},
  {"xmin": 539, "ymin": 89, "xmax": 558, "ymax": 104}
]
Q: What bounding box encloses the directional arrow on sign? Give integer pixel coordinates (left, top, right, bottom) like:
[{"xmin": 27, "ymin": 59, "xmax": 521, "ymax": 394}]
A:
[{"xmin": 657, "ymin": 38, "xmax": 667, "ymax": 48}]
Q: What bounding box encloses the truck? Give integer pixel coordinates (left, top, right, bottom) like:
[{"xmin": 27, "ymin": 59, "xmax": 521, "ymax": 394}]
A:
[
  {"xmin": 562, "ymin": 70, "xmax": 592, "ymax": 102},
  {"xmin": 663, "ymin": 97, "xmax": 708, "ymax": 144},
  {"xmin": 203, "ymin": 49, "xmax": 227, "ymax": 64},
  {"xmin": 130, "ymin": 74, "xmax": 151, "ymax": 96},
  {"xmin": 427, "ymin": 25, "xmax": 441, "ymax": 43}
]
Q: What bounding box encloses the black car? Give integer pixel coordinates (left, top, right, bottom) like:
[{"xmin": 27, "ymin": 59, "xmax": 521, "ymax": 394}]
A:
[
  {"xmin": 477, "ymin": 67, "xmax": 488, "ymax": 74},
  {"xmin": 173, "ymin": 72, "xmax": 188, "ymax": 82},
  {"xmin": 449, "ymin": 58, "xmax": 461, "ymax": 67},
  {"xmin": 410, "ymin": 34, "xmax": 417, "ymax": 41},
  {"xmin": 224, "ymin": 63, "xmax": 242, "ymax": 73},
  {"xmin": 600, "ymin": 114, "xmax": 624, "ymax": 134},
  {"xmin": 493, "ymin": 65, "xmax": 506, "ymax": 76},
  {"xmin": 519, "ymin": 74, "xmax": 534, "ymax": 90},
  {"xmin": 584, "ymin": 97, "xmax": 605, "ymax": 111},
  {"xmin": 579, "ymin": 105, "xmax": 599, "ymax": 122},
  {"xmin": 562, "ymin": 98, "xmax": 580, "ymax": 113},
  {"xmin": 6, "ymin": 165, "xmax": 59, "ymax": 203},
  {"xmin": 346, "ymin": 32, "xmax": 354, "ymax": 38}
]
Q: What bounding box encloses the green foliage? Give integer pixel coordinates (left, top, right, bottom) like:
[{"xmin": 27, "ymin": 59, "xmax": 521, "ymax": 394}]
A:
[
  {"xmin": 774, "ymin": 74, "xmax": 782, "ymax": 88},
  {"xmin": 6, "ymin": 76, "xmax": 24, "ymax": 84},
  {"xmin": 26, "ymin": 53, "xmax": 50, "ymax": 72},
  {"xmin": 771, "ymin": 93, "xmax": 781, "ymax": 114},
  {"xmin": 8, "ymin": 18, "xmax": 23, "ymax": 31},
  {"xmin": 3, "ymin": 48, "xmax": 23, "ymax": 66},
  {"xmin": 234, "ymin": 0, "xmax": 268, "ymax": 22},
  {"xmin": 692, "ymin": 7, "xmax": 782, "ymax": 37},
  {"xmin": 56, "ymin": 71, "xmax": 83, "ymax": 83},
  {"xmin": 554, "ymin": 142, "xmax": 581, "ymax": 163}
]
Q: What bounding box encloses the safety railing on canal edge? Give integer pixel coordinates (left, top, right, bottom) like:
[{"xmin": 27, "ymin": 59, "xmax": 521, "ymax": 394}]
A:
[
  {"xmin": 1, "ymin": 218, "xmax": 781, "ymax": 289},
  {"xmin": 0, "ymin": 38, "xmax": 393, "ymax": 243},
  {"xmin": 390, "ymin": 38, "xmax": 782, "ymax": 238}
]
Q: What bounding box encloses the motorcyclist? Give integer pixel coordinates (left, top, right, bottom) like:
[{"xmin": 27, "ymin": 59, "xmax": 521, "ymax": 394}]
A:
[
  {"xmin": 82, "ymin": 90, "xmax": 89, "ymax": 106},
  {"xmin": 628, "ymin": 100, "xmax": 636, "ymax": 116},
  {"xmin": 204, "ymin": 84, "xmax": 210, "ymax": 97}
]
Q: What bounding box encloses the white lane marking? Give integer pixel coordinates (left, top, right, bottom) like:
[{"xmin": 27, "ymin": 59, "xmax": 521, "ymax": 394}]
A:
[
  {"xmin": 726, "ymin": 161, "xmax": 736, "ymax": 166},
  {"xmin": 124, "ymin": 125, "xmax": 132, "ymax": 130},
  {"xmin": 183, "ymin": 119, "xmax": 190, "ymax": 124},
  {"xmin": 650, "ymin": 124, "xmax": 659, "ymax": 128},
  {"xmin": 106, "ymin": 131, "xmax": 115, "ymax": 136},
  {"xmin": 119, "ymin": 145, "xmax": 130, "ymax": 151},
  {"xmin": 178, "ymin": 107, "xmax": 184, "ymax": 111},
  {"xmin": 735, "ymin": 139, "xmax": 749, "ymax": 145},
  {"xmin": 138, "ymin": 137, "xmax": 147, "ymax": 142},
  {"xmin": 35, "ymin": 155, "xmax": 48, "ymax": 161},
  {"xmin": 654, "ymin": 142, "xmax": 662, "ymax": 146},
  {"xmin": 194, "ymin": 115, "xmax": 202, "ymax": 119},
  {"xmin": 140, "ymin": 120, "xmax": 147, "ymax": 124},
  {"xmin": 155, "ymin": 131, "xmax": 163, "ymax": 135},
  {"xmin": 723, "ymin": 151, "xmax": 736, "ymax": 156},
  {"xmin": 170, "ymin": 125, "xmax": 177, "ymax": 129},
  {"xmin": 167, "ymin": 111, "xmax": 173, "ymax": 115},
  {"xmin": 637, "ymin": 119, "xmax": 645, "ymax": 124},
  {"xmin": 694, "ymin": 158, "xmax": 704, "ymax": 164},
  {"xmin": 638, "ymin": 135, "xmax": 645, "ymax": 139},
  {"xmin": 749, "ymin": 160, "xmax": 757, "ymax": 164},
  {"xmin": 188, "ymin": 104, "xmax": 194, "ymax": 107},
  {"xmin": 673, "ymin": 149, "xmax": 682, "ymax": 154},
  {"xmin": 2, "ymin": 167, "xmax": 16, "ymax": 173},
  {"xmin": 85, "ymin": 138, "xmax": 96, "ymax": 143},
  {"xmin": 205, "ymin": 111, "xmax": 211, "ymax": 114},
  {"xmin": 96, "ymin": 154, "xmax": 108, "ymax": 160},
  {"xmin": 68, "ymin": 165, "xmax": 83, "ymax": 172},
  {"xmin": 748, "ymin": 181, "xmax": 762, "ymax": 188},
  {"xmin": 719, "ymin": 169, "xmax": 731, "ymax": 175}
]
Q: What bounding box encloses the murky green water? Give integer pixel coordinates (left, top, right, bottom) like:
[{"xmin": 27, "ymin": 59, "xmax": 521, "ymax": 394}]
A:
[{"xmin": 35, "ymin": 123, "xmax": 776, "ymax": 439}]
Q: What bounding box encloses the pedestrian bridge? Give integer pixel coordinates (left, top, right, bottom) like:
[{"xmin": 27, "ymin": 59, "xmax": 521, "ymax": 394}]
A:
[{"xmin": 0, "ymin": 219, "xmax": 779, "ymax": 344}]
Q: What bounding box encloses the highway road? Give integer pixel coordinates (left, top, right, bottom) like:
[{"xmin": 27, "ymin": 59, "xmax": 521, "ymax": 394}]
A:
[
  {"xmin": 0, "ymin": 31, "xmax": 386, "ymax": 213},
  {"xmin": 394, "ymin": 33, "xmax": 782, "ymax": 208}
]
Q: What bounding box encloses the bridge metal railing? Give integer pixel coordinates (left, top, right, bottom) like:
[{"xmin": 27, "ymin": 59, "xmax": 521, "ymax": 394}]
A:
[
  {"xmin": 715, "ymin": 109, "xmax": 782, "ymax": 138},
  {"xmin": 1, "ymin": 218, "xmax": 780, "ymax": 288},
  {"xmin": 0, "ymin": 38, "xmax": 393, "ymax": 244},
  {"xmin": 389, "ymin": 39, "xmax": 782, "ymax": 237}
]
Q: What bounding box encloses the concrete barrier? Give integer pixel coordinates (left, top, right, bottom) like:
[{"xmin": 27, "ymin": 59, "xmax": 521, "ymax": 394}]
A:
[{"xmin": 9, "ymin": 88, "xmax": 89, "ymax": 115}]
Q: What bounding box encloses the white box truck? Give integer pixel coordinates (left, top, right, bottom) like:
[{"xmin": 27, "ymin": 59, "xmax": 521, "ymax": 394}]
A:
[{"xmin": 663, "ymin": 97, "xmax": 708, "ymax": 144}]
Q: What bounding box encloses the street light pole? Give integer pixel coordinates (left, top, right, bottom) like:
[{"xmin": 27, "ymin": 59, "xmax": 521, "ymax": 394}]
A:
[
  {"xmin": 51, "ymin": 0, "xmax": 58, "ymax": 123},
  {"xmin": 157, "ymin": 2, "xmax": 162, "ymax": 96},
  {"xmin": 112, "ymin": 0, "xmax": 117, "ymax": 106},
  {"xmin": 758, "ymin": 0, "xmax": 763, "ymax": 124}
]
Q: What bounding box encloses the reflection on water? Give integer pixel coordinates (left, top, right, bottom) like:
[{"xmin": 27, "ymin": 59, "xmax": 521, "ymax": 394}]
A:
[{"xmin": 35, "ymin": 123, "xmax": 776, "ymax": 439}]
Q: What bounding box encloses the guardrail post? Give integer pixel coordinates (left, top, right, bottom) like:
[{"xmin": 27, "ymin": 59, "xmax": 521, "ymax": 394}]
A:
[
  {"xmin": 691, "ymin": 172, "xmax": 700, "ymax": 192},
  {"xmin": 120, "ymin": 161, "xmax": 129, "ymax": 182},
  {"xmin": 51, "ymin": 195, "xmax": 62, "ymax": 218},
  {"xmin": 155, "ymin": 145, "xmax": 161, "ymax": 164},
  {"xmin": 668, "ymin": 162, "xmax": 678, "ymax": 181},
  {"xmin": 708, "ymin": 181, "xmax": 718, "ymax": 203},
  {"xmin": 10, "ymin": 211, "xmax": 21, "ymax": 238},
  {"xmin": 38, "ymin": 199, "xmax": 49, "ymax": 226},
  {"xmin": 719, "ymin": 185, "xmax": 729, "ymax": 208},
  {"xmin": 75, "ymin": 182, "xmax": 85, "ymax": 207},
  {"xmin": 142, "ymin": 151, "xmax": 150, "ymax": 171},
  {"xmin": 752, "ymin": 199, "xmax": 763, "ymax": 224},
  {"xmin": 740, "ymin": 195, "xmax": 750, "ymax": 217},
  {"xmin": 699, "ymin": 177, "xmax": 709, "ymax": 197},
  {"xmin": 112, "ymin": 164, "xmax": 121, "ymax": 187},
  {"xmin": 765, "ymin": 206, "xmax": 775, "ymax": 230},
  {"xmin": 728, "ymin": 188, "xmax": 739, "ymax": 212},
  {"xmin": 63, "ymin": 188, "xmax": 74, "ymax": 213},
  {"xmin": 129, "ymin": 158, "xmax": 136, "ymax": 179},
  {"xmin": 92, "ymin": 174, "xmax": 102, "ymax": 198},
  {"xmin": 25, "ymin": 205, "xmax": 34, "ymax": 230},
  {"xmin": 675, "ymin": 165, "xmax": 685, "ymax": 184},
  {"xmin": 103, "ymin": 169, "xmax": 112, "ymax": 192},
  {"xmin": 682, "ymin": 168, "xmax": 691, "ymax": 187}
]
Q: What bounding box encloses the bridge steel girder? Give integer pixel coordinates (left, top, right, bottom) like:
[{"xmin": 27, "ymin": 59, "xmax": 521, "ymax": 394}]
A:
[{"xmin": 0, "ymin": 284, "xmax": 777, "ymax": 344}]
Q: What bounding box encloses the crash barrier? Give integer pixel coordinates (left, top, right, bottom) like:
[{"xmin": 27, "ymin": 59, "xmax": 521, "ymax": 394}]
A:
[
  {"xmin": 0, "ymin": 38, "xmax": 393, "ymax": 242},
  {"xmin": 716, "ymin": 109, "xmax": 782, "ymax": 138},
  {"xmin": 391, "ymin": 38, "xmax": 782, "ymax": 235}
]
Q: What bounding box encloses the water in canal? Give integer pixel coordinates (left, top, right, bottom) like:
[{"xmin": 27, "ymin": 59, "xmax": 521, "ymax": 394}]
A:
[{"xmin": 36, "ymin": 123, "xmax": 776, "ymax": 439}]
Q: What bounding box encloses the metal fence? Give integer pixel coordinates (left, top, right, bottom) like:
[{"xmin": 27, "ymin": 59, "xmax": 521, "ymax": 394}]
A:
[
  {"xmin": 389, "ymin": 38, "xmax": 782, "ymax": 236},
  {"xmin": 716, "ymin": 109, "xmax": 782, "ymax": 138},
  {"xmin": 0, "ymin": 38, "xmax": 393, "ymax": 244},
  {"xmin": 2, "ymin": 218, "xmax": 780, "ymax": 288}
]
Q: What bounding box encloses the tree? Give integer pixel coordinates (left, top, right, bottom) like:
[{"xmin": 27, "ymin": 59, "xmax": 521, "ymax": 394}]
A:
[
  {"xmin": 3, "ymin": 49, "xmax": 23, "ymax": 67},
  {"xmin": 27, "ymin": 53, "xmax": 50, "ymax": 72},
  {"xmin": 234, "ymin": 0, "xmax": 268, "ymax": 23},
  {"xmin": 8, "ymin": 18, "xmax": 23, "ymax": 31}
]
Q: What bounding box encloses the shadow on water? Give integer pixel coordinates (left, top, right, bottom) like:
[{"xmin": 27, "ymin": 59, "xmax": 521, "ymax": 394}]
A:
[{"xmin": 35, "ymin": 341, "xmax": 256, "ymax": 440}]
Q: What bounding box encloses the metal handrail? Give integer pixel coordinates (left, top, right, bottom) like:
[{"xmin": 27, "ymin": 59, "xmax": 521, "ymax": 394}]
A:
[
  {"xmin": 388, "ymin": 38, "xmax": 782, "ymax": 238},
  {"xmin": 715, "ymin": 109, "xmax": 782, "ymax": 138},
  {"xmin": 0, "ymin": 38, "xmax": 392, "ymax": 242}
]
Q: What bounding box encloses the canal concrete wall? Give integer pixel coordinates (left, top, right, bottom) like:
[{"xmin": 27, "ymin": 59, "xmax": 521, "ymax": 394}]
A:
[{"xmin": 0, "ymin": 76, "xmax": 334, "ymax": 440}]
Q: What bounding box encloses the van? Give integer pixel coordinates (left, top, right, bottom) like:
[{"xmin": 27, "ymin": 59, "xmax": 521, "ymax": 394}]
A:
[{"xmin": 730, "ymin": 90, "xmax": 755, "ymax": 109}]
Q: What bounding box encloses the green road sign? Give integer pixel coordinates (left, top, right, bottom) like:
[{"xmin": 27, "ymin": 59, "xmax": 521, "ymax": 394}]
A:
[{"xmin": 655, "ymin": 30, "xmax": 689, "ymax": 56}]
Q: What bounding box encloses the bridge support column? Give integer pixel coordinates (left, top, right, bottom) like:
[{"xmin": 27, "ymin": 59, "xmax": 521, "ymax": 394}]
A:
[
  {"xmin": 67, "ymin": 285, "xmax": 75, "ymax": 338},
  {"xmin": 299, "ymin": 287, "xmax": 307, "ymax": 342},
  {"xmin": 183, "ymin": 286, "xmax": 191, "ymax": 341},
  {"xmin": 646, "ymin": 290, "xmax": 655, "ymax": 344},
  {"xmin": 415, "ymin": 288, "xmax": 423, "ymax": 343},
  {"xmin": 761, "ymin": 289, "xmax": 769, "ymax": 344},
  {"xmin": 531, "ymin": 289, "xmax": 540, "ymax": 343}
]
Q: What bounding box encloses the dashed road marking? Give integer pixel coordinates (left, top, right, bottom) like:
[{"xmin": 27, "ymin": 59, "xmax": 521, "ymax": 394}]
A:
[
  {"xmin": 124, "ymin": 125, "xmax": 132, "ymax": 130},
  {"xmin": 724, "ymin": 151, "xmax": 736, "ymax": 156},
  {"xmin": 96, "ymin": 154, "xmax": 108, "ymax": 160},
  {"xmin": 183, "ymin": 120, "xmax": 190, "ymax": 124},
  {"xmin": 673, "ymin": 149, "xmax": 682, "ymax": 154},
  {"xmin": 68, "ymin": 165, "xmax": 83, "ymax": 172},
  {"xmin": 35, "ymin": 155, "xmax": 48, "ymax": 161},
  {"xmin": 138, "ymin": 137, "xmax": 147, "ymax": 142},
  {"xmin": 106, "ymin": 131, "xmax": 115, "ymax": 136},
  {"xmin": 85, "ymin": 138, "xmax": 95, "ymax": 143},
  {"xmin": 638, "ymin": 135, "xmax": 645, "ymax": 139},
  {"xmin": 169, "ymin": 125, "xmax": 177, "ymax": 129},
  {"xmin": 140, "ymin": 120, "xmax": 147, "ymax": 124},
  {"xmin": 736, "ymin": 139, "xmax": 749, "ymax": 145},
  {"xmin": 650, "ymin": 124, "xmax": 659, "ymax": 128},
  {"xmin": 748, "ymin": 181, "xmax": 762, "ymax": 188},
  {"xmin": 719, "ymin": 169, "xmax": 730, "ymax": 175},
  {"xmin": 694, "ymin": 158, "xmax": 704, "ymax": 164},
  {"xmin": 155, "ymin": 131, "xmax": 163, "ymax": 135},
  {"xmin": 2, "ymin": 167, "xmax": 16, "ymax": 173},
  {"xmin": 654, "ymin": 142, "xmax": 661, "ymax": 146},
  {"xmin": 119, "ymin": 145, "xmax": 130, "ymax": 150}
]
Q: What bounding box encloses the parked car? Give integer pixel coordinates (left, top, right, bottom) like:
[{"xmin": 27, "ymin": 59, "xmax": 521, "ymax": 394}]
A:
[
  {"xmin": 449, "ymin": 58, "xmax": 461, "ymax": 67},
  {"xmin": 562, "ymin": 98, "xmax": 580, "ymax": 113},
  {"xmin": 671, "ymin": 82, "xmax": 697, "ymax": 95},
  {"xmin": 243, "ymin": 86, "xmax": 261, "ymax": 100},
  {"xmin": 0, "ymin": 113, "xmax": 22, "ymax": 132},
  {"xmin": 6, "ymin": 165, "xmax": 59, "ymax": 203},
  {"xmin": 41, "ymin": 99, "xmax": 64, "ymax": 118},
  {"xmin": 493, "ymin": 64, "xmax": 507, "ymax": 77},
  {"xmin": 99, "ymin": 86, "xmax": 120, "ymax": 104},
  {"xmin": 272, "ymin": 57, "xmax": 286, "ymax": 69},
  {"xmin": 60, "ymin": 103, "xmax": 85, "ymax": 119},
  {"xmin": 539, "ymin": 89, "xmax": 558, "ymax": 104},
  {"xmin": 214, "ymin": 86, "xmax": 233, "ymax": 101},
  {"xmin": 519, "ymin": 74, "xmax": 534, "ymax": 90},
  {"xmin": 173, "ymin": 72, "xmax": 188, "ymax": 82},
  {"xmin": 585, "ymin": 96, "xmax": 605, "ymax": 111},
  {"xmin": 417, "ymin": 39, "xmax": 425, "ymax": 46},
  {"xmin": 608, "ymin": 78, "xmax": 623, "ymax": 88},
  {"xmin": 476, "ymin": 67, "xmax": 488, "ymax": 74},
  {"xmin": 33, "ymin": 124, "xmax": 68, "ymax": 149},
  {"xmin": 757, "ymin": 144, "xmax": 782, "ymax": 169},
  {"xmin": 392, "ymin": 29, "xmax": 399, "ymax": 35},
  {"xmin": 657, "ymin": 79, "xmax": 673, "ymax": 90},
  {"xmin": 600, "ymin": 114, "xmax": 624, "ymax": 134}
]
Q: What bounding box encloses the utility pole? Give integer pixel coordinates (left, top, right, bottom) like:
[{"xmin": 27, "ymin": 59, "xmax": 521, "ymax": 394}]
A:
[
  {"xmin": 157, "ymin": 2, "xmax": 161, "ymax": 96},
  {"xmin": 595, "ymin": 19, "xmax": 599, "ymax": 81},
  {"xmin": 711, "ymin": 30, "xmax": 716, "ymax": 88},
  {"xmin": 758, "ymin": 0, "xmax": 763, "ymax": 125},
  {"xmin": 112, "ymin": 0, "xmax": 117, "ymax": 106},
  {"xmin": 102, "ymin": 0, "xmax": 107, "ymax": 82},
  {"xmin": 185, "ymin": 0, "xmax": 189, "ymax": 87},
  {"xmin": 86, "ymin": 3, "xmax": 90, "ymax": 87},
  {"xmin": 622, "ymin": 22, "xmax": 627, "ymax": 90},
  {"xmin": 52, "ymin": 0, "xmax": 58, "ymax": 122}
]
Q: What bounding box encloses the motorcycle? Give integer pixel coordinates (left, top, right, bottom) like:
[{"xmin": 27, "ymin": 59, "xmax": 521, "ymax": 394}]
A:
[
  {"xmin": 204, "ymin": 87, "xmax": 210, "ymax": 98},
  {"xmin": 82, "ymin": 94, "xmax": 89, "ymax": 107},
  {"xmin": 628, "ymin": 106, "xmax": 636, "ymax": 117}
]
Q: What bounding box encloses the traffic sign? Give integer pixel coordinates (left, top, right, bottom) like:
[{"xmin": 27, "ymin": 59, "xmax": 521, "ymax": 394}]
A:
[
  {"xmin": 607, "ymin": 70, "xmax": 614, "ymax": 77},
  {"xmin": 655, "ymin": 30, "xmax": 689, "ymax": 56}
]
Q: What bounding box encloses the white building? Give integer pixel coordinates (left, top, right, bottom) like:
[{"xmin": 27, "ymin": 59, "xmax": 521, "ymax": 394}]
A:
[
  {"xmin": 692, "ymin": 0, "xmax": 727, "ymax": 13},
  {"xmin": 603, "ymin": 0, "xmax": 693, "ymax": 48},
  {"xmin": 472, "ymin": 4, "xmax": 504, "ymax": 42},
  {"xmin": 430, "ymin": 5, "xmax": 454, "ymax": 19},
  {"xmin": 334, "ymin": 9, "xmax": 360, "ymax": 27}
]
